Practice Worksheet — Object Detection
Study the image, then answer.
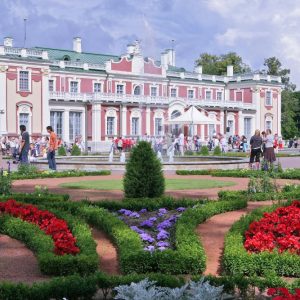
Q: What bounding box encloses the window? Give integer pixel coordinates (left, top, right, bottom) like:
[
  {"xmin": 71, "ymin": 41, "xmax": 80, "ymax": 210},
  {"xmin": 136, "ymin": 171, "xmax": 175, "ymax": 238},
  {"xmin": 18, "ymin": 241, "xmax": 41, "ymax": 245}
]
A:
[
  {"xmin": 69, "ymin": 112, "xmax": 81, "ymax": 141},
  {"xmin": 216, "ymin": 91, "xmax": 222, "ymax": 101},
  {"xmin": 244, "ymin": 117, "xmax": 252, "ymax": 138},
  {"xmin": 19, "ymin": 71, "xmax": 29, "ymax": 91},
  {"xmin": 208, "ymin": 124, "xmax": 215, "ymax": 137},
  {"xmin": 19, "ymin": 113, "xmax": 29, "ymax": 128},
  {"xmin": 155, "ymin": 118, "xmax": 163, "ymax": 136},
  {"xmin": 150, "ymin": 86, "xmax": 157, "ymax": 97},
  {"xmin": 170, "ymin": 88, "xmax": 177, "ymax": 98},
  {"xmin": 107, "ymin": 117, "xmax": 115, "ymax": 136},
  {"xmin": 131, "ymin": 117, "xmax": 139, "ymax": 136},
  {"xmin": 93, "ymin": 83, "xmax": 101, "ymax": 93},
  {"xmin": 134, "ymin": 85, "xmax": 141, "ymax": 95},
  {"xmin": 205, "ymin": 90, "xmax": 211, "ymax": 100},
  {"xmin": 188, "ymin": 89, "xmax": 194, "ymax": 99},
  {"xmin": 70, "ymin": 81, "xmax": 78, "ymax": 93},
  {"xmin": 50, "ymin": 111, "xmax": 63, "ymax": 137},
  {"xmin": 266, "ymin": 120, "xmax": 272, "ymax": 130},
  {"xmin": 266, "ymin": 91, "xmax": 272, "ymax": 106},
  {"xmin": 116, "ymin": 84, "xmax": 124, "ymax": 95},
  {"xmin": 49, "ymin": 80, "xmax": 54, "ymax": 92},
  {"xmin": 236, "ymin": 91, "xmax": 243, "ymax": 101}
]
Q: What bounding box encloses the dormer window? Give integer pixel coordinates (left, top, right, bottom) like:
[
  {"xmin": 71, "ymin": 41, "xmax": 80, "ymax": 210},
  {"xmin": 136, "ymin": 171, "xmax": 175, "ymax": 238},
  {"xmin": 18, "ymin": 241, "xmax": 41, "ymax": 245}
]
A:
[{"xmin": 63, "ymin": 55, "xmax": 71, "ymax": 61}]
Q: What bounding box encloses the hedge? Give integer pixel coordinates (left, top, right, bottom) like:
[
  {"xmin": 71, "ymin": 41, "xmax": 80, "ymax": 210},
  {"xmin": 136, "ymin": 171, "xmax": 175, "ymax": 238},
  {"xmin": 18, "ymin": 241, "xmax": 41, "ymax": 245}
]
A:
[
  {"xmin": 10, "ymin": 169, "xmax": 111, "ymax": 180},
  {"xmin": 0, "ymin": 203, "xmax": 98, "ymax": 276},
  {"xmin": 61, "ymin": 198, "xmax": 248, "ymax": 275},
  {"xmin": 218, "ymin": 189, "xmax": 300, "ymax": 202},
  {"xmin": 223, "ymin": 201, "xmax": 300, "ymax": 277},
  {"xmin": 0, "ymin": 193, "xmax": 69, "ymax": 204}
]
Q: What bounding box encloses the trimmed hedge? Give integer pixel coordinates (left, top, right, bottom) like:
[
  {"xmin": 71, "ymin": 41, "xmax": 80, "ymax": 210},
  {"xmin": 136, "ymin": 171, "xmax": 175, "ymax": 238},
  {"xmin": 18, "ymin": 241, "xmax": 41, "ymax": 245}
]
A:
[
  {"xmin": 10, "ymin": 169, "xmax": 111, "ymax": 180},
  {"xmin": 223, "ymin": 201, "xmax": 300, "ymax": 277},
  {"xmin": 0, "ymin": 203, "xmax": 98, "ymax": 276},
  {"xmin": 218, "ymin": 189, "xmax": 300, "ymax": 202},
  {"xmin": 69, "ymin": 198, "xmax": 247, "ymax": 275},
  {"xmin": 0, "ymin": 193, "xmax": 69, "ymax": 204}
]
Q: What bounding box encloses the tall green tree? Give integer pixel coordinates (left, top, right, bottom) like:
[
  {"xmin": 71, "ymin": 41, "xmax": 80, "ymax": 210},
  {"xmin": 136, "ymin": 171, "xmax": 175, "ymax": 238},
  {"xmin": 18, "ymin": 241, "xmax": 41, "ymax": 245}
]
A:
[{"xmin": 195, "ymin": 52, "xmax": 251, "ymax": 75}]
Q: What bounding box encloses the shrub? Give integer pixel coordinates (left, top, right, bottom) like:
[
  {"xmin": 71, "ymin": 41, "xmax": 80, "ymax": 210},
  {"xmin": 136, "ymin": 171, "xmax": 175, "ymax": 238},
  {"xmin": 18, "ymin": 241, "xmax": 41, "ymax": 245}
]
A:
[
  {"xmin": 213, "ymin": 146, "xmax": 222, "ymax": 156},
  {"xmin": 185, "ymin": 150, "xmax": 194, "ymax": 156},
  {"xmin": 0, "ymin": 171, "xmax": 11, "ymax": 195},
  {"xmin": 247, "ymin": 173, "xmax": 278, "ymax": 194},
  {"xmin": 57, "ymin": 145, "xmax": 67, "ymax": 156},
  {"xmin": 17, "ymin": 163, "xmax": 38, "ymax": 175},
  {"xmin": 199, "ymin": 145, "xmax": 209, "ymax": 156},
  {"xmin": 71, "ymin": 144, "xmax": 81, "ymax": 156},
  {"xmin": 123, "ymin": 141, "xmax": 165, "ymax": 198}
]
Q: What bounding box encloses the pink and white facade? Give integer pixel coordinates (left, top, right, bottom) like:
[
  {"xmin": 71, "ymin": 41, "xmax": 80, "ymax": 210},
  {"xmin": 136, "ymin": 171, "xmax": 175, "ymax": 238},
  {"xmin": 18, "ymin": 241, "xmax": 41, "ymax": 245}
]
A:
[{"xmin": 0, "ymin": 37, "xmax": 282, "ymax": 151}]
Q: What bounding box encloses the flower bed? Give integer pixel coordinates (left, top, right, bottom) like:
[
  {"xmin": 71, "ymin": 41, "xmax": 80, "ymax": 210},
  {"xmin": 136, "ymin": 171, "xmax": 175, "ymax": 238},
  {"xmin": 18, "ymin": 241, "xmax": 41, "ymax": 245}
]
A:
[
  {"xmin": 268, "ymin": 287, "xmax": 300, "ymax": 300},
  {"xmin": 223, "ymin": 202, "xmax": 300, "ymax": 277},
  {"xmin": 0, "ymin": 199, "xmax": 79, "ymax": 255},
  {"xmin": 117, "ymin": 207, "xmax": 186, "ymax": 252},
  {"xmin": 244, "ymin": 201, "xmax": 300, "ymax": 255}
]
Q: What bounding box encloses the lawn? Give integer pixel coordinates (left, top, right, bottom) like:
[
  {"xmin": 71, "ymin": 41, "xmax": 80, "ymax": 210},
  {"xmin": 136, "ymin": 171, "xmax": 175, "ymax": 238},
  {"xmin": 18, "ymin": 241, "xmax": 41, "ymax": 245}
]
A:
[{"xmin": 60, "ymin": 178, "xmax": 235, "ymax": 191}]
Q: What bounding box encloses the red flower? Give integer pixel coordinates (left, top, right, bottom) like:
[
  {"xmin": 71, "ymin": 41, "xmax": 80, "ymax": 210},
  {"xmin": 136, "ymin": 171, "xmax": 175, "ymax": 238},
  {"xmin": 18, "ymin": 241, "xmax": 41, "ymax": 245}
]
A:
[
  {"xmin": 244, "ymin": 201, "xmax": 300, "ymax": 255},
  {"xmin": 0, "ymin": 200, "xmax": 80, "ymax": 255}
]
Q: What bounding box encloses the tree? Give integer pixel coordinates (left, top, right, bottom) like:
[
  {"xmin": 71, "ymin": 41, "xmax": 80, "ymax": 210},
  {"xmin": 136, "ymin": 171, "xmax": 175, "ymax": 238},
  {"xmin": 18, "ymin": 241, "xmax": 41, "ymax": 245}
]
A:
[
  {"xmin": 263, "ymin": 57, "xmax": 295, "ymax": 90},
  {"xmin": 281, "ymin": 90, "xmax": 299, "ymax": 139},
  {"xmin": 195, "ymin": 52, "xmax": 251, "ymax": 75},
  {"xmin": 123, "ymin": 141, "xmax": 165, "ymax": 198}
]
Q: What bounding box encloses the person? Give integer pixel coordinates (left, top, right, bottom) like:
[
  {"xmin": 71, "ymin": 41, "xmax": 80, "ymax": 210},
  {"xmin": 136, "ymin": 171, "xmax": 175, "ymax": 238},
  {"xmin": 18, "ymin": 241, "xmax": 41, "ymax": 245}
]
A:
[
  {"xmin": 46, "ymin": 126, "xmax": 57, "ymax": 171},
  {"xmin": 249, "ymin": 129, "xmax": 263, "ymax": 170},
  {"xmin": 263, "ymin": 129, "xmax": 276, "ymax": 168},
  {"xmin": 19, "ymin": 125, "xmax": 30, "ymax": 164}
]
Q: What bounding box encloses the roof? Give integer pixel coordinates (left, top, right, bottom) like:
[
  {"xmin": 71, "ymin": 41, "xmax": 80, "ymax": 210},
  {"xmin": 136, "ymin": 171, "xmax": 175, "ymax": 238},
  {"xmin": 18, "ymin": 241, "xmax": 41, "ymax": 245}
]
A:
[{"xmin": 35, "ymin": 47, "xmax": 120, "ymax": 65}]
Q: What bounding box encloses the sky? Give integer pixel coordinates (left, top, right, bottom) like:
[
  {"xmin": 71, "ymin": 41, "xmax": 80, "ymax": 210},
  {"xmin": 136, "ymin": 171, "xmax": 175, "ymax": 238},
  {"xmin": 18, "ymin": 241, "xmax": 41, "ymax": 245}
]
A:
[{"xmin": 1, "ymin": 0, "xmax": 300, "ymax": 86}]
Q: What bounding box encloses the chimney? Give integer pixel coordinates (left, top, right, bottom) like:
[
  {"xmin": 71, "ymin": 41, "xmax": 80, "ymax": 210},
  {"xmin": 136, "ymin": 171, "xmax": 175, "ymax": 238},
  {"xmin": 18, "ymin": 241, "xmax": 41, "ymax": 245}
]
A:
[
  {"xmin": 161, "ymin": 52, "xmax": 168, "ymax": 68},
  {"xmin": 165, "ymin": 49, "xmax": 175, "ymax": 66},
  {"xmin": 127, "ymin": 43, "xmax": 135, "ymax": 55},
  {"xmin": 194, "ymin": 65, "xmax": 202, "ymax": 74},
  {"xmin": 73, "ymin": 37, "xmax": 82, "ymax": 53},
  {"xmin": 4, "ymin": 37, "xmax": 13, "ymax": 47},
  {"xmin": 227, "ymin": 65, "xmax": 233, "ymax": 77}
]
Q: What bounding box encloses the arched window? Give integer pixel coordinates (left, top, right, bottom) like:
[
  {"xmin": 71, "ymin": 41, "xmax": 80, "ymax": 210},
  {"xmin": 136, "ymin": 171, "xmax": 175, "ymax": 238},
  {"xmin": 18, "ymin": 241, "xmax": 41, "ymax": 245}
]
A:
[
  {"xmin": 171, "ymin": 110, "xmax": 181, "ymax": 119},
  {"xmin": 63, "ymin": 55, "xmax": 71, "ymax": 61},
  {"xmin": 134, "ymin": 86, "xmax": 141, "ymax": 95}
]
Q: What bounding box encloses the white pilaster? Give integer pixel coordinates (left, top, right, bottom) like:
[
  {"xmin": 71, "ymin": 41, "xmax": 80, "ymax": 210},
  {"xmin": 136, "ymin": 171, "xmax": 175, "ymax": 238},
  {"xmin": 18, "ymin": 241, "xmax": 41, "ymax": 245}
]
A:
[
  {"xmin": 238, "ymin": 111, "xmax": 243, "ymax": 136},
  {"xmin": 63, "ymin": 108, "xmax": 70, "ymax": 143},
  {"xmin": 92, "ymin": 104, "xmax": 101, "ymax": 142},
  {"xmin": 220, "ymin": 111, "xmax": 224, "ymax": 134},
  {"xmin": 146, "ymin": 106, "xmax": 151, "ymax": 135},
  {"xmin": 277, "ymin": 91, "xmax": 282, "ymax": 136},
  {"xmin": 121, "ymin": 106, "xmax": 127, "ymax": 137},
  {"xmin": 0, "ymin": 66, "xmax": 7, "ymax": 135},
  {"xmin": 42, "ymin": 69, "xmax": 50, "ymax": 135},
  {"xmin": 201, "ymin": 125, "xmax": 205, "ymax": 139}
]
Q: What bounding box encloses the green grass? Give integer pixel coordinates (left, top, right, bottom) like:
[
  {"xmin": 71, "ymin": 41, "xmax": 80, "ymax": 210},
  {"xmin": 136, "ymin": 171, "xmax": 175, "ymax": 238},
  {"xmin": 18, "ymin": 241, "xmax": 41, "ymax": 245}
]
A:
[{"xmin": 60, "ymin": 178, "xmax": 235, "ymax": 191}]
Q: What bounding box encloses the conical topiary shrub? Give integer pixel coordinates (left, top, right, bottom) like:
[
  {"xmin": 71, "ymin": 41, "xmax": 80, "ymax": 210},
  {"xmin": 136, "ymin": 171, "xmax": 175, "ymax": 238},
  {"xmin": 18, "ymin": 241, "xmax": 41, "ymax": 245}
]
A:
[
  {"xmin": 58, "ymin": 145, "xmax": 67, "ymax": 156},
  {"xmin": 123, "ymin": 141, "xmax": 165, "ymax": 198},
  {"xmin": 71, "ymin": 144, "xmax": 81, "ymax": 156}
]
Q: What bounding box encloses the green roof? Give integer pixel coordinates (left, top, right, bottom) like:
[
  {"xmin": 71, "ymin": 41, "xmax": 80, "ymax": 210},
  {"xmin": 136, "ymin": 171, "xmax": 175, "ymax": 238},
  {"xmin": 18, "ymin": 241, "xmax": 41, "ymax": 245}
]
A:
[{"xmin": 35, "ymin": 47, "xmax": 120, "ymax": 65}]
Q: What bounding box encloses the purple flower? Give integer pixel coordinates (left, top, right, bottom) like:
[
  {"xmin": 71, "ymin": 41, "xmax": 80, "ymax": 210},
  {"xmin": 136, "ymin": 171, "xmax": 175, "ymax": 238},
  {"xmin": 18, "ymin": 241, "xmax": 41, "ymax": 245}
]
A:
[
  {"xmin": 139, "ymin": 208, "xmax": 147, "ymax": 213},
  {"xmin": 140, "ymin": 233, "xmax": 155, "ymax": 243},
  {"xmin": 149, "ymin": 217, "xmax": 157, "ymax": 222},
  {"xmin": 144, "ymin": 245, "xmax": 155, "ymax": 252},
  {"xmin": 176, "ymin": 207, "xmax": 186, "ymax": 212},
  {"xmin": 129, "ymin": 212, "xmax": 140, "ymax": 218},
  {"xmin": 118, "ymin": 209, "xmax": 127, "ymax": 214},
  {"xmin": 158, "ymin": 246, "xmax": 167, "ymax": 251},
  {"xmin": 140, "ymin": 220, "xmax": 154, "ymax": 228},
  {"xmin": 130, "ymin": 226, "xmax": 144, "ymax": 234},
  {"xmin": 157, "ymin": 241, "xmax": 170, "ymax": 247},
  {"xmin": 157, "ymin": 220, "xmax": 172, "ymax": 230},
  {"xmin": 158, "ymin": 208, "xmax": 168, "ymax": 214},
  {"xmin": 157, "ymin": 230, "xmax": 170, "ymax": 240},
  {"xmin": 168, "ymin": 215, "xmax": 178, "ymax": 223},
  {"xmin": 119, "ymin": 209, "xmax": 132, "ymax": 216}
]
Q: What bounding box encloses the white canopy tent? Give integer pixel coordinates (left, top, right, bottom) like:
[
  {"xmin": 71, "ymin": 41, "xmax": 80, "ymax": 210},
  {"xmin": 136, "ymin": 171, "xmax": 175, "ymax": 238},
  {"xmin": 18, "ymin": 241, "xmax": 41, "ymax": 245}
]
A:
[{"xmin": 166, "ymin": 106, "xmax": 217, "ymax": 125}]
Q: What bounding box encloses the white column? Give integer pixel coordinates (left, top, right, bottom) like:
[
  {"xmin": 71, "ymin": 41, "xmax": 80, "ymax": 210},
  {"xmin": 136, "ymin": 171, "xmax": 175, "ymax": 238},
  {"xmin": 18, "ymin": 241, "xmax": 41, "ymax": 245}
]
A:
[
  {"xmin": 0, "ymin": 66, "xmax": 7, "ymax": 135},
  {"xmin": 42, "ymin": 69, "xmax": 50, "ymax": 135},
  {"xmin": 92, "ymin": 103, "xmax": 101, "ymax": 142},
  {"xmin": 201, "ymin": 125, "xmax": 205, "ymax": 139},
  {"xmin": 146, "ymin": 106, "xmax": 151, "ymax": 135},
  {"xmin": 63, "ymin": 108, "xmax": 70, "ymax": 143},
  {"xmin": 121, "ymin": 106, "xmax": 127, "ymax": 137},
  {"xmin": 277, "ymin": 91, "xmax": 282, "ymax": 136},
  {"xmin": 238, "ymin": 110, "xmax": 243, "ymax": 136},
  {"xmin": 220, "ymin": 111, "xmax": 224, "ymax": 134}
]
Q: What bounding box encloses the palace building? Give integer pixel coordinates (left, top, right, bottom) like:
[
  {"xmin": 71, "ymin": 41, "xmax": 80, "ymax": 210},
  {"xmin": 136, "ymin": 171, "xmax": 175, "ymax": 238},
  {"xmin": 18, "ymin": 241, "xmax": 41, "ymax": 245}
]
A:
[{"xmin": 0, "ymin": 37, "xmax": 282, "ymax": 151}]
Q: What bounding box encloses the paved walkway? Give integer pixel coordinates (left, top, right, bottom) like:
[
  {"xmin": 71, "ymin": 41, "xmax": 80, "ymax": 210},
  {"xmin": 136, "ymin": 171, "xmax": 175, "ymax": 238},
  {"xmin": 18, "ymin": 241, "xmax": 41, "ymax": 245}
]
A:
[{"xmin": 196, "ymin": 201, "xmax": 274, "ymax": 276}]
